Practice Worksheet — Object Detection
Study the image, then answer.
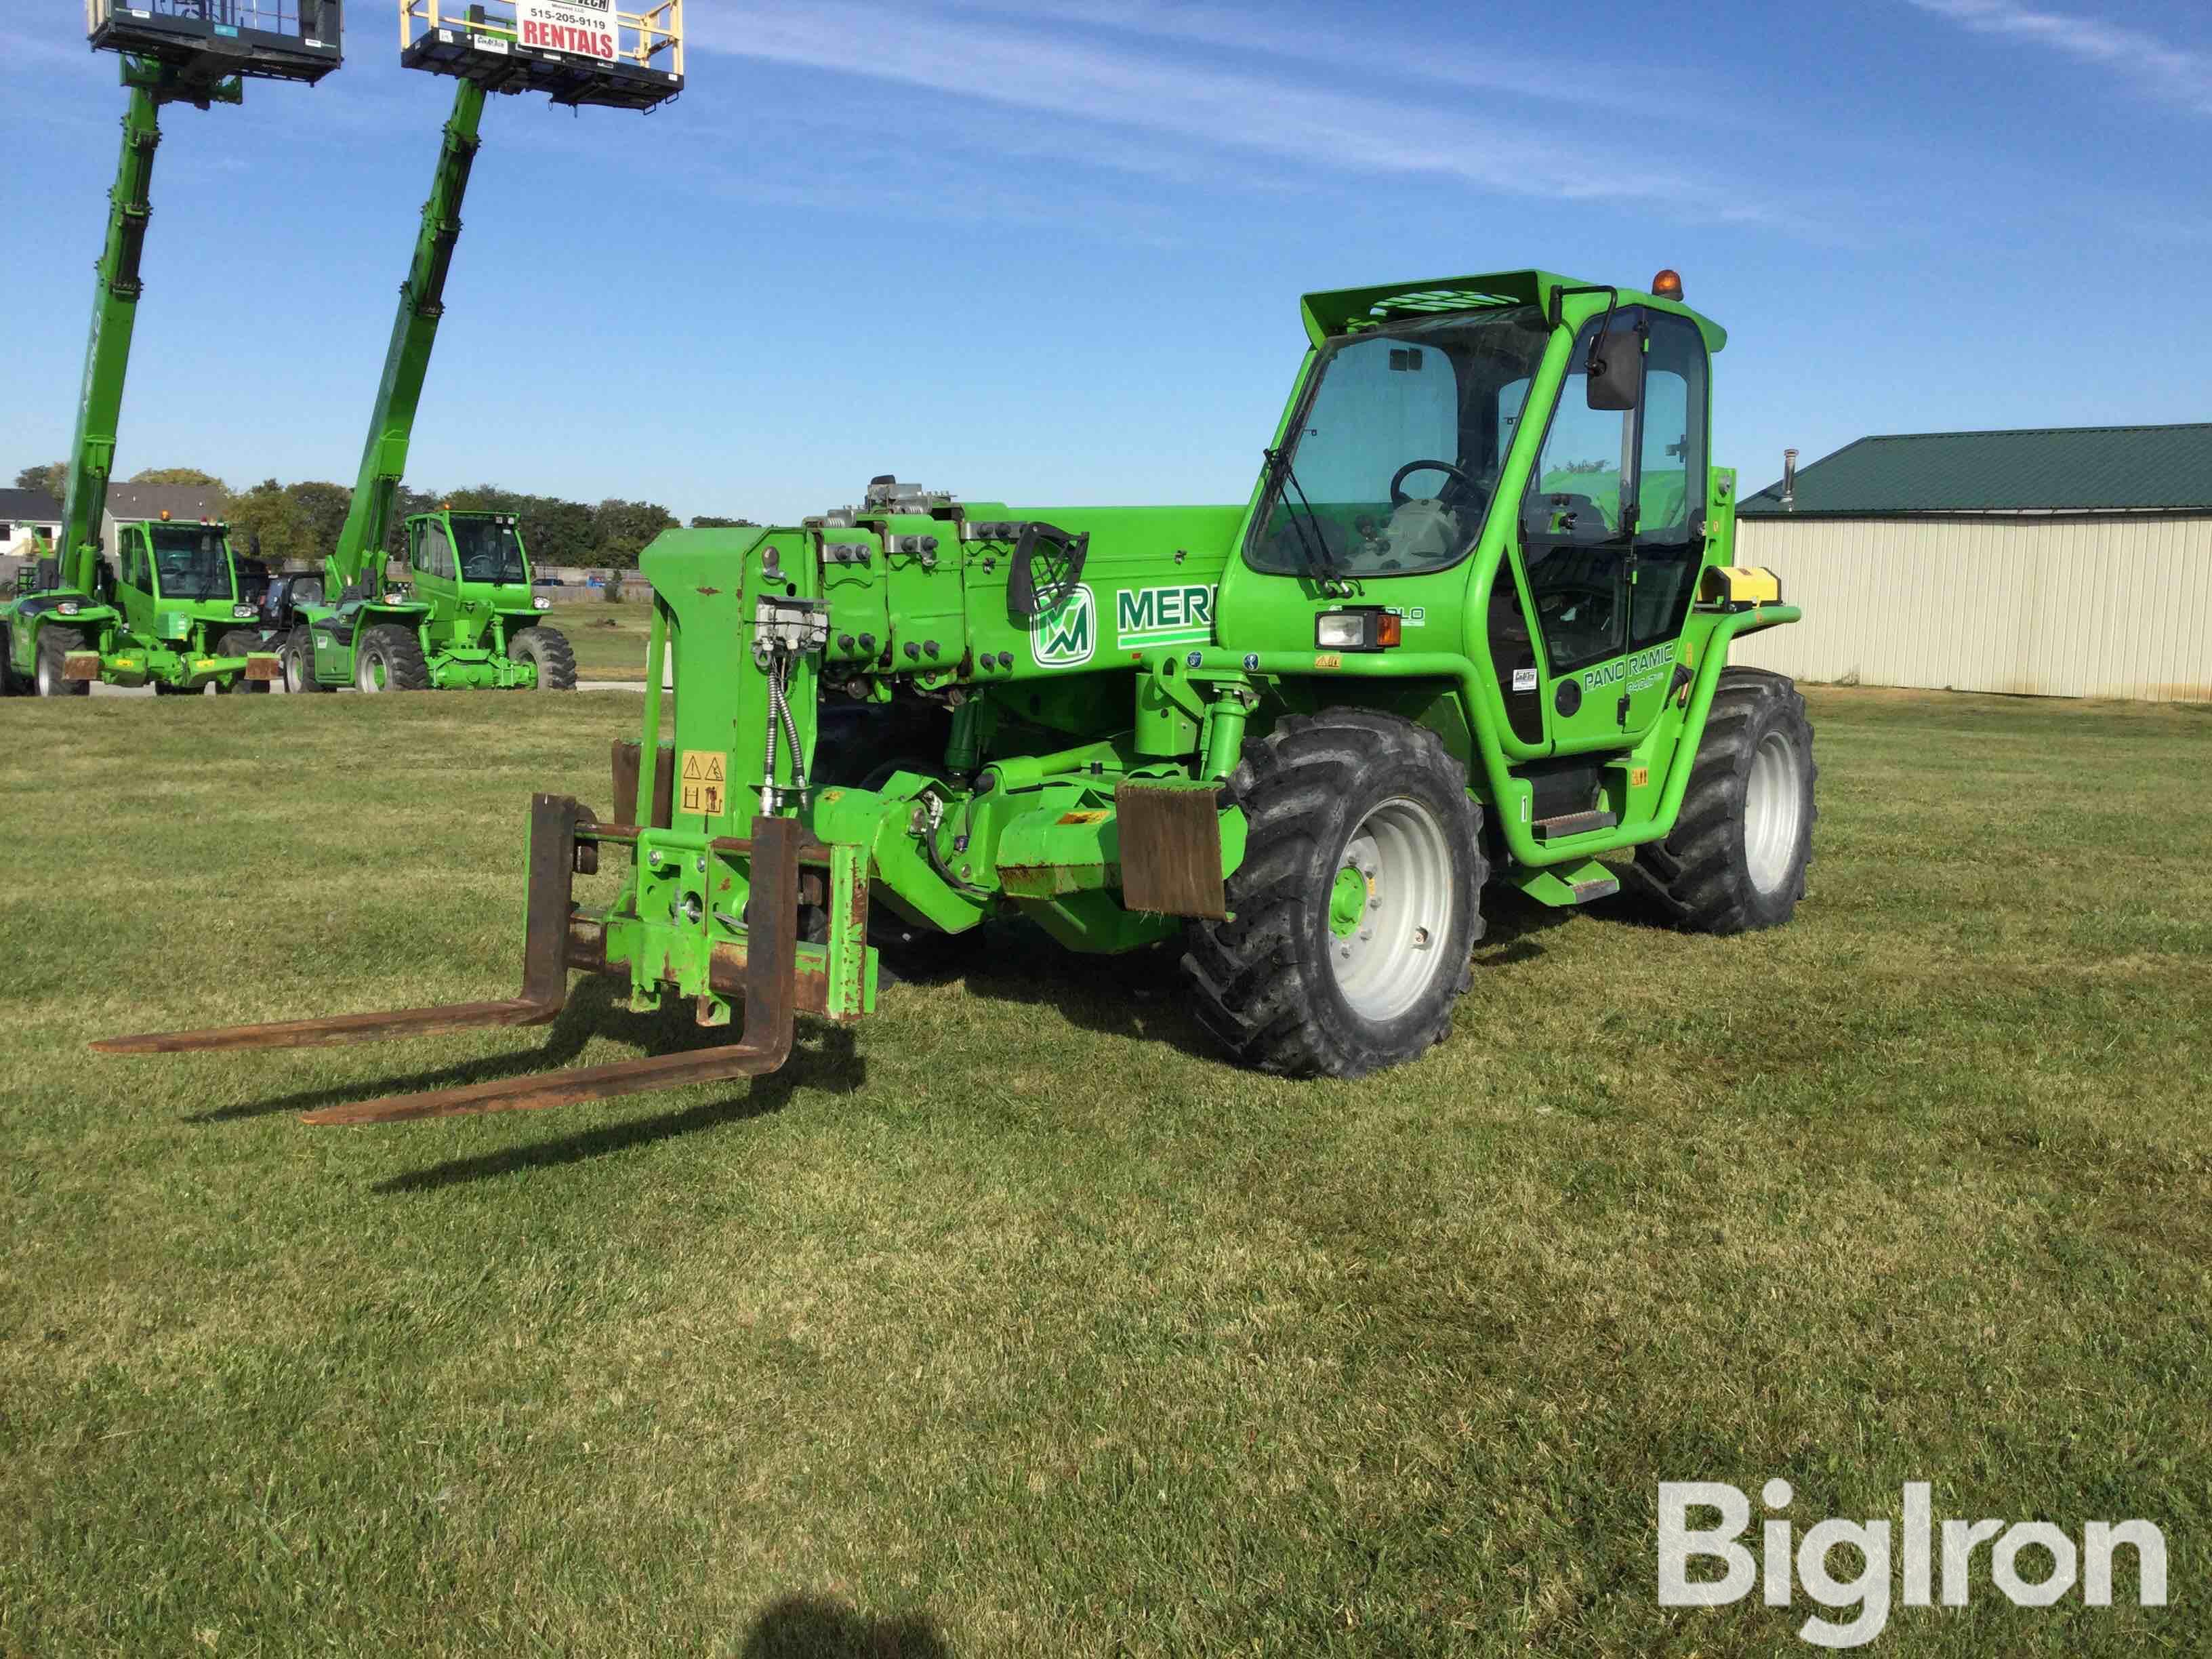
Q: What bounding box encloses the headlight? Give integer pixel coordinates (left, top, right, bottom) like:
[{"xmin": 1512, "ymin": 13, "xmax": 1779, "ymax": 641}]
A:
[
  {"xmin": 1314, "ymin": 608, "xmax": 1401, "ymax": 652},
  {"xmin": 57, "ymin": 600, "xmax": 80, "ymax": 616},
  {"xmin": 533, "ymin": 596, "xmax": 552, "ymax": 611},
  {"xmin": 232, "ymin": 605, "xmax": 255, "ymax": 620}
]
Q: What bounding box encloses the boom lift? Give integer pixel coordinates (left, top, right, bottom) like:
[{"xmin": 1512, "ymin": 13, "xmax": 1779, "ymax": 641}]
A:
[
  {"xmin": 100, "ymin": 268, "xmax": 1820, "ymax": 1120},
  {"xmin": 0, "ymin": 3, "xmax": 341, "ymax": 699},
  {"xmin": 274, "ymin": 0, "xmax": 684, "ymax": 695}
]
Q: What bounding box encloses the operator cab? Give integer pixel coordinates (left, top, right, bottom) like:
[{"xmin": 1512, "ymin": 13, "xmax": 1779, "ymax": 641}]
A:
[
  {"xmin": 117, "ymin": 519, "xmax": 237, "ymax": 604},
  {"xmin": 87, "ymin": 0, "xmax": 344, "ymax": 87},
  {"xmin": 409, "ymin": 510, "xmax": 533, "ymax": 588}
]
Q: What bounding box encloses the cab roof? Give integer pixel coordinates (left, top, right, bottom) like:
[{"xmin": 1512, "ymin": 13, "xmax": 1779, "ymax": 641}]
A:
[{"xmin": 1300, "ymin": 268, "xmax": 1726, "ymax": 353}]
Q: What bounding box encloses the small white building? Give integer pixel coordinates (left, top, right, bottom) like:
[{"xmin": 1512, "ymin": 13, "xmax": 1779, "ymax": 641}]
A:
[{"xmin": 0, "ymin": 489, "xmax": 62, "ymax": 560}]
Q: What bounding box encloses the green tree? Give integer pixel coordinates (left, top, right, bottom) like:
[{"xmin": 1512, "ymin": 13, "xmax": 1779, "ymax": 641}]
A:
[
  {"xmin": 284, "ymin": 481, "xmax": 353, "ymax": 562},
  {"xmin": 592, "ymin": 498, "xmax": 678, "ymax": 569},
  {"xmin": 127, "ymin": 466, "xmax": 229, "ymax": 491},
  {"xmin": 225, "ymin": 478, "xmax": 310, "ymax": 566},
  {"xmin": 14, "ymin": 462, "xmax": 67, "ymax": 501},
  {"xmin": 689, "ymin": 514, "xmax": 758, "ymax": 529}
]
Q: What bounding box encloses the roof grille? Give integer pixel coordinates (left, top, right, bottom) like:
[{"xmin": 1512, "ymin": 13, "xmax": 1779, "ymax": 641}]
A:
[{"xmin": 1368, "ymin": 288, "xmax": 1519, "ymax": 319}]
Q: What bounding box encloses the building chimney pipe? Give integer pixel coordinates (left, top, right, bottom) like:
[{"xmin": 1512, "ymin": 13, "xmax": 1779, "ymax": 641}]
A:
[{"xmin": 1782, "ymin": 448, "xmax": 1799, "ymax": 511}]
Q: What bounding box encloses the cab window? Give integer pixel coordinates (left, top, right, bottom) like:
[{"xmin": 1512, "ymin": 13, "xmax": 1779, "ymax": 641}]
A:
[{"xmin": 1519, "ymin": 307, "xmax": 1710, "ymax": 673}]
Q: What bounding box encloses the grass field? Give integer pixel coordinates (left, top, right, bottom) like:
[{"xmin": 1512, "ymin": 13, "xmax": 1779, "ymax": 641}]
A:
[
  {"xmin": 542, "ymin": 599, "xmax": 653, "ymax": 682},
  {"xmin": 2, "ymin": 688, "xmax": 2207, "ymax": 1656}
]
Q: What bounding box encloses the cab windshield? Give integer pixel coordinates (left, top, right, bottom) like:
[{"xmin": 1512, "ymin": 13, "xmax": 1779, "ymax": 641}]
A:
[
  {"xmin": 1247, "ymin": 305, "xmax": 1551, "ymax": 579},
  {"xmin": 148, "ymin": 524, "xmax": 234, "ymax": 601},
  {"xmin": 451, "ymin": 517, "xmax": 529, "ymax": 585}
]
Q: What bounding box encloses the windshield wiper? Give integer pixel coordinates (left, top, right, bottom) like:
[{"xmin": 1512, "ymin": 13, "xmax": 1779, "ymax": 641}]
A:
[{"xmin": 1261, "ymin": 445, "xmax": 1347, "ymax": 591}]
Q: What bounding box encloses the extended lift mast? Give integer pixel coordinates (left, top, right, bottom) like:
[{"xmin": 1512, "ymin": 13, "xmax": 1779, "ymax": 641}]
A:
[
  {"xmin": 280, "ymin": 1, "xmax": 683, "ymax": 694},
  {"xmin": 325, "ymin": 74, "xmax": 485, "ymax": 594},
  {"xmin": 0, "ymin": 5, "xmax": 340, "ymax": 697}
]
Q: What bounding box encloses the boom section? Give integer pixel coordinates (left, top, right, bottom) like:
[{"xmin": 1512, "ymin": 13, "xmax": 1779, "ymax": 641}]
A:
[{"xmin": 327, "ymin": 78, "xmax": 487, "ymax": 598}]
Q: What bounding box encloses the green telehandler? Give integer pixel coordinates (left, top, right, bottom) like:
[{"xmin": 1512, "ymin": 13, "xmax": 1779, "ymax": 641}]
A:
[
  {"xmin": 100, "ymin": 267, "xmax": 1818, "ymax": 1117},
  {"xmin": 0, "ymin": 3, "xmax": 341, "ymax": 699},
  {"xmin": 273, "ymin": 1, "xmax": 684, "ymax": 695}
]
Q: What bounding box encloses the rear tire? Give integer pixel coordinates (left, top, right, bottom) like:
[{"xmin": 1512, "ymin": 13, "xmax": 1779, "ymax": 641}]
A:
[
  {"xmin": 282, "ymin": 627, "xmax": 329, "ymax": 695},
  {"xmin": 35, "ymin": 626, "xmax": 90, "ymax": 698},
  {"xmin": 1630, "ymin": 668, "xmax": 1816, "ymax": 934},
  {"xmin": 216, "ymin": 630, "xmax": 270, "ymax": 694},
  {"xmin": 355, "ymin": 624, "xmax": 429, "ymax": 693},
  {"xmin": 0, "ymin": 629, "xmax": 24, "ymax": 697},
  {"xmin": 509, "ymin": 625, "xmax": 576, "ymax": 691},
  {"xmin": 1182, "ymin": 709, "xmax": 1485, "ymax": 1078}
]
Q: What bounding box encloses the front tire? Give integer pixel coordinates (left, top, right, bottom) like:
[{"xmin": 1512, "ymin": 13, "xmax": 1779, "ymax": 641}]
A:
[
  {"xmin": 508, "ymin": 625, "xmax": 576, "ymax": 691},
  {"xmin": 282, "ymin": 627, "xmax": 329, "ymax": 695},
  {"xmin": 35, "ymin": 626, "xmax": 90, "ymax": 698},
  {"xmin": 1182, "ymin": 709, "xmax": 1486, "ymax": 1078},
  {"xmin": 216, "ymin": 630, "xmax": 270, "ymax": 694},
  {"xmin": 1630, "ymin": 668, "xmax": 1817, "ymax": 934},
  {"xmin": 354, "ymin": 624, "xmax": 429, "ymax": 693},
  {"xmin": 0, "ymin": 629, "xmax": 24, "ymax": 697}
]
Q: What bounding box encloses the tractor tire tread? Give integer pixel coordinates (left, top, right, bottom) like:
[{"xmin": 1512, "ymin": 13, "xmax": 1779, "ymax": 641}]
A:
[
  {"xmin": 1628, "ymin": 668, "xmax": 1816, "ymax": 935},
  {"xmin": 35, "ymin": 625, "xmax": 90, "ymax": 697},
  {"xmin": 1180, "ymin": 708, "xmax": 1486, "ymax": 1080}
]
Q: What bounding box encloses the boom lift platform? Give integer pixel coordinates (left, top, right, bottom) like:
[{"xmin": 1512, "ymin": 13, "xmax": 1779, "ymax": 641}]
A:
[
  {"xmin": 0, "ymin": 3, "xmax": 339, "ymax": 698},
  {"xmin": 101, "ymin": 268, "xmax": 1822, "ymax": 1122},
  {"xmin": 271, "ymin": 0, "xmax": 684, "ymax": 694}
]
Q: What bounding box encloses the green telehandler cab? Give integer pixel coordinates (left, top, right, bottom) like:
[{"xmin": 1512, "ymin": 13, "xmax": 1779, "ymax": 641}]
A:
[
  {"xmin": 99, "ymin": 267, "xmax": 1820, "ymax": 1120},
  {"xmin": 0, "ymin": 3, "xmax": 337, "ymax": 699},
  {"xmin": 273, "ymin": 1, "xmax": 684, "ymax": 695}
]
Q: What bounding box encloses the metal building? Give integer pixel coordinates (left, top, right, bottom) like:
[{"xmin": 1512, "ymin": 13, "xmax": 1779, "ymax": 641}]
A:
[{"xmin": 1731, "ymin": 424, "xmax": 2212, "ymax": 702}]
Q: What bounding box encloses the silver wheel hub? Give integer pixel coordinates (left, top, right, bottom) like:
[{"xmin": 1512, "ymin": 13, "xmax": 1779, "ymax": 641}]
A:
[
  {"xmin": 1326, "ymin": 796, "xmax": 1455, "ymax": 1023},
  {"xmin": 1742, "ymin": 730, "xmax": 1805, "ymax": 894}
]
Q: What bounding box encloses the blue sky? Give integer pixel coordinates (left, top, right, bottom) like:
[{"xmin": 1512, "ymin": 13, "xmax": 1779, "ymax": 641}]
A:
[{"xmin": 1, "ymin": 0, "xmax": 2207, "ymax": 521}]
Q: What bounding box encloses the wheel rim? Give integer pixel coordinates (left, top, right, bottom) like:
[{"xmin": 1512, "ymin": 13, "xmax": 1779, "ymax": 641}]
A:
[
  {"xmin": 1325, "ymin": 796, "xmax": 1455, "ymax": 1022},
  {"xmin": 361, "ymin": 649, "xmax": 386, "ymax": 693},
  {"xmin": 36, "ymin": 654, "xmax": 55, "ymax": 696},
  {"xmin": 1742, "ymin": 731, "xmax": 1804, "ymax": 895}
]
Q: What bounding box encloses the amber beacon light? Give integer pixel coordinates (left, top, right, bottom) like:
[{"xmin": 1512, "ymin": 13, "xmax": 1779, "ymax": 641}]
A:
[{"xmin": 1652, "ymin": 268, "xmax": 1685, "ymax": 300}]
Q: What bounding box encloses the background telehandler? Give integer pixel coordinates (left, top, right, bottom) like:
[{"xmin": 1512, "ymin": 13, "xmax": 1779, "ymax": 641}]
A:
[
  {"xmin": 101, "ymin": 267, "xmax": 1818, "ymax": 1120},
  {"xmin": 274, "ymin": 0, "xmax": 684, "ymax": 695},
  {"xmin": 0, "ymin": 3, "xmax": 341, "ymax": 698}
]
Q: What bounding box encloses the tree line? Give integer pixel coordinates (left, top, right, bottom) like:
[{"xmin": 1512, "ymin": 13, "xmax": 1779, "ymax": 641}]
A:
[{"xmin": 12, "ymin": 463, "xmax": 752, "ymax": 570}]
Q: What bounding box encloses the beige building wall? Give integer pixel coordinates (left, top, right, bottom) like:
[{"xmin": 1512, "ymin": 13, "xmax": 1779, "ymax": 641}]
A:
[{"xmin": 1729, "ymin": 514, "xmax": 2212, "ymax": 702}]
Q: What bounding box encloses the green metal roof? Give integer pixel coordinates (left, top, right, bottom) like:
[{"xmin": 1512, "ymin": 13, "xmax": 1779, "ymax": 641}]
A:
[{"xmin": 1740, "ymin": 424, "xmax": 2212, "ymax": 516}]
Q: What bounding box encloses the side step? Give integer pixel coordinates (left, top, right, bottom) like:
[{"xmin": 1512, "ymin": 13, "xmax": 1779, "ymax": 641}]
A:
[{"xmin": 1531, "ymin": 809, "xmax": 1619, "ymax": 842}]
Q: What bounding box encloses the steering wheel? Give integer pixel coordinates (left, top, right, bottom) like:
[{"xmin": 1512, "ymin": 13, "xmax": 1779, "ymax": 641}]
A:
[
  {"xmin": 1390, "ymin": 458, "xmax": 1479, "ymax": 508},
  {"xmin": 1536, "ymin": 583, "xmax": 1616, "ymax": 619}
]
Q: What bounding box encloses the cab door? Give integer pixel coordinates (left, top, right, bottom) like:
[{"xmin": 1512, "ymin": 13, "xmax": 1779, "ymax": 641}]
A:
[
  {"xmin": 1615, "ymin": 311, "xmax": 1711, "ymax": 739},
  {"xmin": 410, "ymin": 515, "xmax": 457, "ymax": 611},
  {"xmin": 1514, "ymin": 306, "xmax": 1711, "ymax": 747},
  {"xmin": 117, "ymin": 526, "xmax": 157, "ymax": 638}
]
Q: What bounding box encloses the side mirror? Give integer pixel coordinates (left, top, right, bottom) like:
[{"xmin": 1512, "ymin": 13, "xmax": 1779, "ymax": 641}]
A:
[{"xmin": 1584, "ymin": 329, "xmax": 1644, "ymax": 411}]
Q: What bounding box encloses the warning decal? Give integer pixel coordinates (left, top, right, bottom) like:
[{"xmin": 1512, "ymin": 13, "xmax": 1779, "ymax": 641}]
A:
[{"xmin": 680, "ymin": 750, "xmax": 727, "ymax": 817}]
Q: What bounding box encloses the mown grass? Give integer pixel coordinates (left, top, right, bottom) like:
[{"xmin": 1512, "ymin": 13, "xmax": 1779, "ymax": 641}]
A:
[
  {"xmin": 542, "ymin": 600, "xmax": 651, "ymax": 681},
  {"xmin": 1, "ymin": 689, "xmax": 2207, "ymax": 1656}
]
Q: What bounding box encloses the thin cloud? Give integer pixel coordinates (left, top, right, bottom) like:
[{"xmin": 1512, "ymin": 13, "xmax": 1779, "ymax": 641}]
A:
[
  {"xmin": 685, "ymin": 2, "xmax": 1784, "ymax": 224},
  {"xmin": 1907, "ymin": 0, "xmax": 2212, "ymax": 115}
]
